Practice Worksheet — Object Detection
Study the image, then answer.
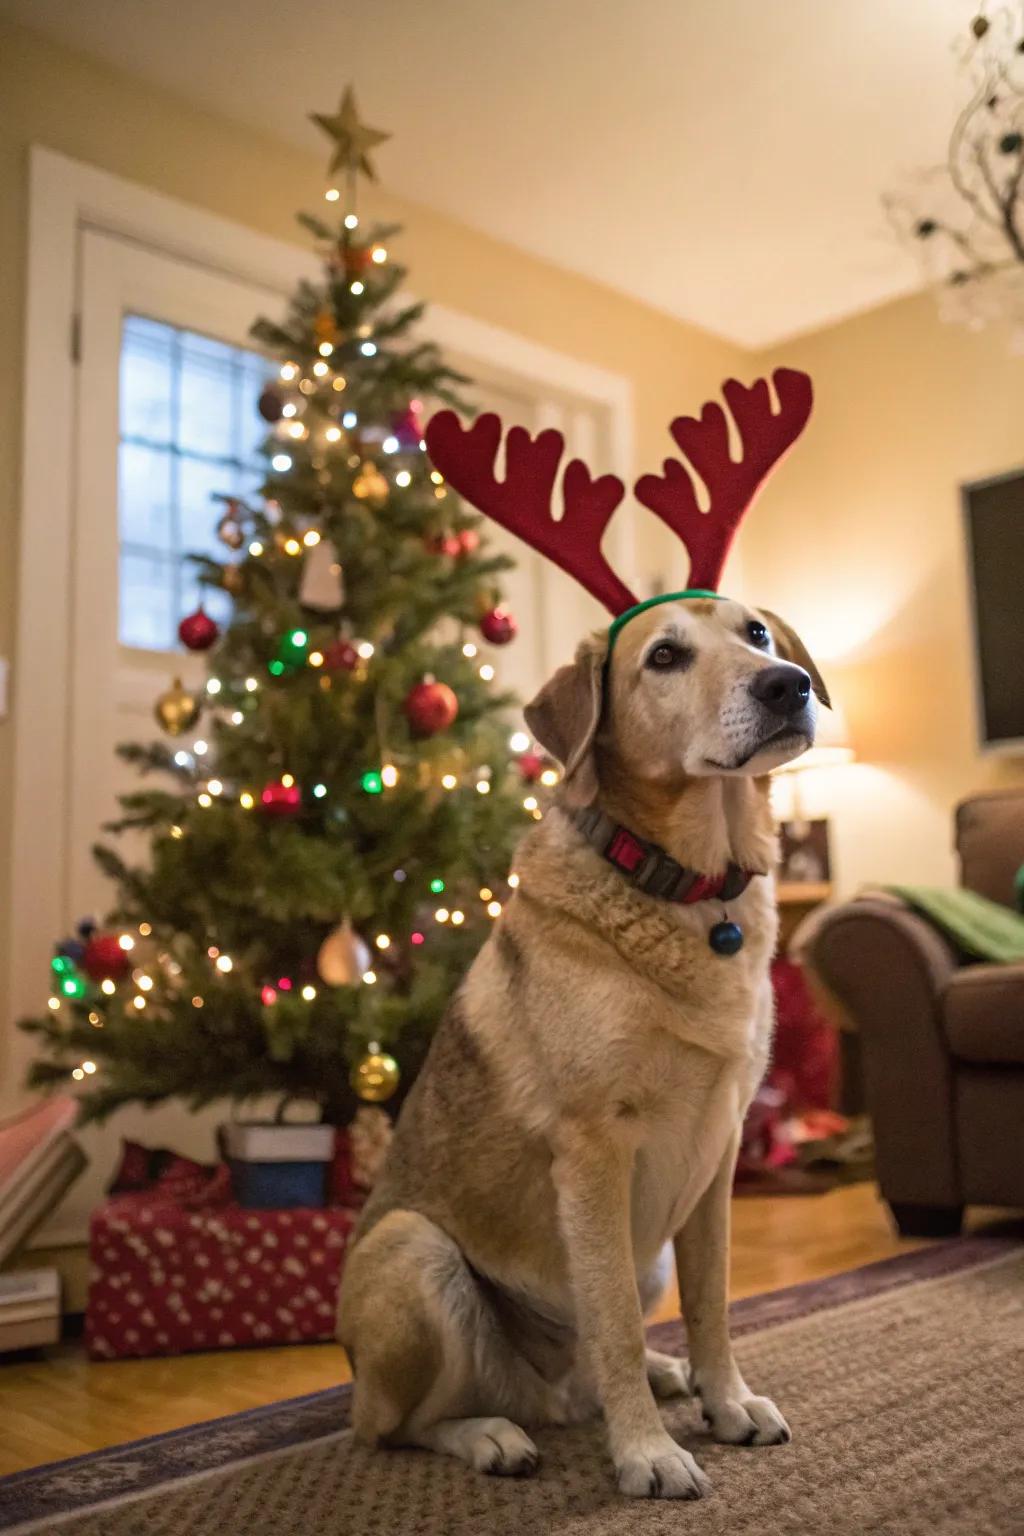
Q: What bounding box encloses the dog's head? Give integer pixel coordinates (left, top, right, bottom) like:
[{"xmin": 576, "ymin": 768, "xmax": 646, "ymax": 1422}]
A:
[{"xmin": 524, "ymin": 598, "xmax": 828, "ymax": 806}]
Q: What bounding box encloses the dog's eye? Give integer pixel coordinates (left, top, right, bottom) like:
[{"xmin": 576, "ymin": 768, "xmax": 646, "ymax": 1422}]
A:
[
  {"xmin": 746, "ymin": 621, "xmax": 770, "ymax": 650},
  {"xmin": 646, "ymin": 642, "xmax": 691, "ymax": 671}
]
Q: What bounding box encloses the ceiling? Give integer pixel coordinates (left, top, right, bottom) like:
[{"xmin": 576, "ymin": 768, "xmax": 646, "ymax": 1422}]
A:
[{"xmin": 1, "ymin": 0, "xmax": 972, "ymax": 347}]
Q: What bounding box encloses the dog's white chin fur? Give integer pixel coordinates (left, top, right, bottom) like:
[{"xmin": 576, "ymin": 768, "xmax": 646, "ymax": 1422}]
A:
[{"xmin": 691, "ymin": 730, "xmax": 814, "ymax": 778}]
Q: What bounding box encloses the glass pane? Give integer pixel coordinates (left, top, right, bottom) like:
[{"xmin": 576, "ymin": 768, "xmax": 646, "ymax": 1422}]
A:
[
  {"xmin": 121, "ymin": 316, "xmax": 173, "ymax": 443},
  {"xmin": 120, "ymin": 549, "xmax": 176, "ymax": 649},
  {"xmin": 177, "ymin": 331, "xmax": 237, "ymax": 458},
  {"xmin": 119, "ymin": 442, "xmax": 174, "ymax": 553},
  {"xmin": 118, "ymin": 314, "xmax": 271, "ymax": 653}
]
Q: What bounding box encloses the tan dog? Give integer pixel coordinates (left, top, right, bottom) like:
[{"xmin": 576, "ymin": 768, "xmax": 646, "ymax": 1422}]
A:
[{"xmin": 338, "ymin": 595, "xmax": 827, "ymax": 1500}]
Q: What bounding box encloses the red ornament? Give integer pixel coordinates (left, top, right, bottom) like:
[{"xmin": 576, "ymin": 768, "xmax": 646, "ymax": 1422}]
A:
[
  {"xmin": 518, "ymin": 752, "xmax": 546, "ymax": 784},
  {"xmin": 178, "ymin": 606, "xmax": 220, "ymax": 651},
  {"xmin": 339, "ymin": 244, "xmax": 373, "ymax": 276},
  {"xmin": 405, "ymin": 679, "xmax": 459, "ymax": 737},
  {"xmin": 457, "ymin": 528, "xmax": 480, "ymax": 557},
  {"xmin": 391, "ymin": 401, "xmax": 424, "ymax": 448},
  {"xmin": 261, "ymin": 984, "xmax": 278, "ymax": 1006},
  {"xmin": 82, "ymin": 933, "xmax": 132, "ymax": 983},
  {"xmin": 258, "ymin": 386, "xmax": 284, "ymax": 423},
  {"xmin": 260, "ymin": 780, "xmax": 302, "ymax": 817},
  {"xmin": 479, "ymin": 605, "xmax": 518, "ymax": 646},
  {"xmin": 322, "ymin": 639, "xmax": 360, "ymax": 673}
]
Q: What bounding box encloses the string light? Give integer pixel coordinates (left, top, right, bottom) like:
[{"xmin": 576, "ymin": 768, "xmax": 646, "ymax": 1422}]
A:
[
  {"xmin": 193, "ymin": 740, "xmax": 208, "ymax": 756},
  {"xmin": 301, "ymin": 984, "xmax": 317, "ymax": 1001},
  {"xmin": 206, "ymin": 678, "xmax": 222, "ymax": 695},
  {"xmin": 261, "ymin": 985, "xmax": 277, "ymax": 1006},
  {"xmin": 395, "ymin": 470, "xmax": 411, "ymax": 487},
  {"xmin": 82, "ymin": 1060, "xmax": 97, "ymax": 1074},
  {"xmin": 272, "ymin": 453, "xmax": 292, "ymax": 471},
  {"xmin": 284, "ymin": 537, "xmax": 302, "ymax": 555},
  {"xmin": 303, "ymin": 529, "xmax": 321, "ymax": 548},
  {"xmin": 282, "ymin": 402, "xmax": 298, "ymax": 419},
  {"xmin": 280, "ymin": 363, "xmax": 298, "ymax": 381},
  {"xmin": 451, "ymin": 910, "xmax": 465, "ymax": 926},
  {"xmin": 508, "ymin": 873, "xmax": 520, "ymax": 888},
  {"xmin": 325, "ymin": 188, "xmax": 340, "ymax": 203},
  {"xmin": 463, "ymin": 642, "xmax": 478, "ymax": 658},
  {"xmin": 441, "ymin": 773, "xmax": 457, "ymax": 790},
  {"xmin": 476, "ymin": 779, "xmax": 490, "ymax": 794},
  {"xmin": 171, "ymin": 825, "xmax": 184, "ymax": 839},
  {"xmin": 360, "ymin": 341, "xmax": 377, "ymax": 356},
  {"xmin": 479, "ymin": 664, "xmax": 495, "ymax": 681},
  {"xmin": 133, "ymin": 995, "xmax": 146, "ymax": 1010},
  {"xmin": 288, "ymin": 421, "xmax": 307, "ymax": 440},
  {"xmin": 313, "ymin": 361, "xmax": 330, "ymax": 378},
  {"xmin": 361, "ymin": 770, "xmax": 383, "ymax": 795},
  {"xmin": 313, "ymin": 783, "xmax": 327, "ymax": 798},
  {"xmin": 372, "ymin": 246, "xmax": 387, "ymax": 263},
  {"xmin": 381, "ymin": 764, "xmax": 399, "ymax": 788},
  {"xmin": 342, "ymin": 411, "xmax": 358, "ymax": 429},
  {"xmin": 249, "ymin": 541, "xmax": 264, "ymax": 557},
  {"xmin": 362, "ymin": 969, "xmax": 378, "ymax": 985},
  {"xmin": 523, "ymin": 796, "xmax": 538, "ymax": 812},
  {"xmin": 139, "ymin": 922, "xmax": 152, "ymax": 937},
  {"xmin": 281, "ymin": 773, "xmax": 295, "ymax": 788},
  {"xmin": 480, "ymin": 887, "xmax": 493, "ymax": 900},
  {"xmin": 208, "ymin": 779, "xmax": 223, "ymax": 796},
  {"xmin": 350, "ymin": 281, "xmax": 365, "ymax": 295},
  {"xmin": 430, "ymin": 470, "xmax": 444, "ymax": 485},
  {"xmin": 215, "ymin": 955, "xmax": 233, "ymax": 973},
  {"xmin": 430, "ymin": 878, "xmax": 446, "ymax": 893},
  {"xmin": 245, "ymin": 677, "xmax": 259, "ymax": 692},
  {"xmin": 119, "ymin": 935, "xmax": 135, "ymax": 952},
  {"xmin": 239, "ymin": 791, "xmax": 255, "ymax": 809},
  {"xmin": 344, "ymin": 213, "xmax": 359, "ymax": 229},
  {"xmin": 510, "ymin": 731, "xmax": 530, "ymax": 752},
  {"xmin": 47, "ymin": 997, "xmax": 60, "ymax": 1011},
  {"xmin": 332, "ymin": 376, "xmax": 346, "ymax": 392},
  {"xmin": 394, "ymin": 869, "xmax": 407, "ymax": 882},
  {"xmin": 197, "ymin": 792, "xmax": 213, "ymax": 808},
  {"xmin": 435, "ymin": 908, "xmax": 450, "ymax": 923},
  {"xmin": 411, "ymin": 931, "xmax": 425, "ymax": 945},
  {"xmin": 357, "ymin": 640, "xmax": 375, "ymax": 659},
  {"xmin": 434, "ymin": 486, "xmax": 447, "ymax": 500},
  {"xmin": 192, "ymin": 995, "xmax": 204, "ymax": 1008},
  {"xmin": 318, "ymin": 341, "xmax": 334, "ymax": 358},
  {"xmin": 382, "ymin": 435, "xmax": 399, "ymax": 453},
  {"xmin": 541, "ymin": 768, "xmax": 559, "ymax": 786},
  {"xmin": 325, "ymin": 426, "xmax": 342, "ymax": 443},
  {"xmin": 376, "ymin": 934, "xmax": 391, "ymax": 950},
  {"xmin": 88, "ymin": 1012, "xmax": 101, "ymax": 1026},
  {"xmin": 138, "ymin": 975, "xmax": 154, "ymax": 991},
  {"xmin": 231, "ymin": 710, "xmax": 244, "ymax": 725},
  {"xmin": 173, "ymin": 750, "xmax": 191, "ymax": 768},
  {"xmin": 309, "ymin": 651, "xmax": 325, "ymax": 670},
  {"xmin": 487, "ymin": 900, "xmax": 502, "ymax": 917},
  {"xmin": 72, "ymin": 1067, "xmax": 84, "ymax": 1081}
]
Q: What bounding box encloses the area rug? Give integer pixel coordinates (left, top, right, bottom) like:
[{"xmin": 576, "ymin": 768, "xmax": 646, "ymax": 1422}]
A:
[{"xmin": 2, "ymin": 1237, "xmax": 1022, "ymax": 1535}]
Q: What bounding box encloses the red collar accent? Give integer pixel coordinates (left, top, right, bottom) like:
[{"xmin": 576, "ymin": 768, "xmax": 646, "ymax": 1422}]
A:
[{"xmin": 569, "ymin": 808, "xmax": 758, "ymax": 905}]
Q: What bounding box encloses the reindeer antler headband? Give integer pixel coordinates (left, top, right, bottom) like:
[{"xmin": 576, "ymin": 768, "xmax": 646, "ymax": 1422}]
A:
[{"xmin": 425, "ymin": 368, "xmax": 813, "ymax": 649}]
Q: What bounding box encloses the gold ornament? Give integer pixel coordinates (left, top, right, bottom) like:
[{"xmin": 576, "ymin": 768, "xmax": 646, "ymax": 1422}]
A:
[
  {"xmin": 310, "ymin": 86, "xmax": 391, "ymax": 182},
  {"xmin": 217, "ymin": 509, "xmax": 244, "ymax": 550},
  {"xmin": 353, "ymin": 461, "xmax": 389, "ymax": 503},
  {"xmin": 351, "ymin": 1050, "xmax": 400, "ymax": 1103},
  {"xmin": 317, "ymin": 921, "xmax": 371, "ymax": 987},
  {"xmin": 314, "ymin": 308, "xmax": 338, "ymax": 346},
  {"xmin": 154, "ymin": 677, "xmax": 200, "ymax": 737}
]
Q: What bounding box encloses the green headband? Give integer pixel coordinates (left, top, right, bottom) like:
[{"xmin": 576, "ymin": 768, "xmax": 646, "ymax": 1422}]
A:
[{"xmin": 606, "ymin": 589, "xmax": 724, "ymax": 654}]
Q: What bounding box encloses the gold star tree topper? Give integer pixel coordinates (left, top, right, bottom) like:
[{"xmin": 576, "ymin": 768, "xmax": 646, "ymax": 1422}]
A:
[{"xmin": 311, "ymin": 86, "xmax": 391, "ymax": 182}]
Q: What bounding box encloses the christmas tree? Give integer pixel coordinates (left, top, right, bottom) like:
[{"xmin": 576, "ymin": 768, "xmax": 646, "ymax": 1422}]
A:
[{"xmin": 22, "ymin": 89, "xmax": 550, "ymax": 1124}]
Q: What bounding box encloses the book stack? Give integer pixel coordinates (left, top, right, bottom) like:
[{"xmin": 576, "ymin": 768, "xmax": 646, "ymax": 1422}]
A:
[{"xmin": 0, "ymin": 1096, "xmax": 85, "ymax": 1349}]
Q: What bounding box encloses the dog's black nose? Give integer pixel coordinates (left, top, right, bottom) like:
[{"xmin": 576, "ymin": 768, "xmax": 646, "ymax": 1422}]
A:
[{"xmin": 750, "ymin": 664, "xmax": 811, "ymax": 718}]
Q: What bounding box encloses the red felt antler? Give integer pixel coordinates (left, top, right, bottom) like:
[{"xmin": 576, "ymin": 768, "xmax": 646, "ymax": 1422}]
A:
[
  {"xmin": 425, "ymin": 369, "xmax": 812, "ymax": 617},
  {"xmin": 634, "ymin": 368, "xmax": 813, "ymax": 591},
  {"xmin": 424, "ymin": 411, "xmax": 637, "ymax": 615}
]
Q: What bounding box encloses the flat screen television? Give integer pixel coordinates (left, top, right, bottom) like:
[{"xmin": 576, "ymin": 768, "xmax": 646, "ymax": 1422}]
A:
[{"xmin": 962, "ymin": 469, "xmax": 1024, "ymax": 753}]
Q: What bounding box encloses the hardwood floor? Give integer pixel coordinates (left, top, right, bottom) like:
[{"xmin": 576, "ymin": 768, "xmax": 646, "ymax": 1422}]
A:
[{"xmin": 0, "ymin": 1183, "xmax": 928, "ymax": 1476}]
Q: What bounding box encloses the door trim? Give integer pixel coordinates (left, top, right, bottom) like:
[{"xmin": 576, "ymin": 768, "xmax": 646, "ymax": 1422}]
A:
[{"xmin": 8, "ymin": 145, "xmax": 633, "ymax": 1116}]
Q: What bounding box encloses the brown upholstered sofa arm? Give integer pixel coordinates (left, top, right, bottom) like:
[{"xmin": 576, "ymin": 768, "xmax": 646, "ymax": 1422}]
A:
[{"xmin": 802, "ymin": 899, "xmax": 962, "ymax": 1210}]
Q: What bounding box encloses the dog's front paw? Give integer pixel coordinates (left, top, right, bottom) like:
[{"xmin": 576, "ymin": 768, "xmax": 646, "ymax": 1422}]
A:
[
  {"xmin": 614, "ymin": 1434, "xmax": 712, "ymax": 1500},
  {"xmin": 700, "ymin": 1392, "xmax": 791, "ymax": 1447}
]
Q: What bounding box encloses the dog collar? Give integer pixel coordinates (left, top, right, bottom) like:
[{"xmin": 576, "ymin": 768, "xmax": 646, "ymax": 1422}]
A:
[
  {"xmin": 606, "ymin": 589, "xmax": 724, "ymax": 655},
  {"xmin": 567, "ymin": 806, "xmax": 756, "ymax": 906}
]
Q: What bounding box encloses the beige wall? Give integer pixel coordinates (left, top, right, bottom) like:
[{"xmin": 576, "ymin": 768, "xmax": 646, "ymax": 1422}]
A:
[
  {"xmin": 0, "ymin": 19, "xmax": 741, "ymax": 1066},
  {"xmin": 749, "ymin": 295, "xmax": 1024, "ymax": 894}
]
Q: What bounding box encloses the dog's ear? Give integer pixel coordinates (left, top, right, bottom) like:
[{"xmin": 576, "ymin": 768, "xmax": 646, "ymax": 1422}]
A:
[
  {"xmin": 758, "ymin": 608, "xmax": 831, "ymax": 709},
  {"xmin": 524, "ymin": 633, "xmax": 607, "ymax": 807}
]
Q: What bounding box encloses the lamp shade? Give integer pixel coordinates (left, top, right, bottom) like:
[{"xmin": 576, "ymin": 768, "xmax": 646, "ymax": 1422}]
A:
[{"xmin": 775, "ymin": 695, "xmax": 854, "ymax": 774}]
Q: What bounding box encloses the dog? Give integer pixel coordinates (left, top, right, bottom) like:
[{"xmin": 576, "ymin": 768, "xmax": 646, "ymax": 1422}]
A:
[{"xmin": 337, "ymin": 593, "xmax": 827, "ymax": 1500}]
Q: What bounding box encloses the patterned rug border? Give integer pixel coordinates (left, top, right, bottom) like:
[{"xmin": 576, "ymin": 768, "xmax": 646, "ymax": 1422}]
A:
[{"xmin": 0, "ymin": 1233, "xmax": 1016, "ymax": 1533}]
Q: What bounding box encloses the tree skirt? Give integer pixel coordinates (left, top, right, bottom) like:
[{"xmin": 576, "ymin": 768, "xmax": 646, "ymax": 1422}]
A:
[{"xmin": 2, "ymin": 1238, "xmax": 1021, "ymax": 1536}]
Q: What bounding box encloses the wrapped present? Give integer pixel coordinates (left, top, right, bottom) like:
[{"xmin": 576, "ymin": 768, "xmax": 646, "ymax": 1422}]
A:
[{"xmin": 85, "ymin": 1141, "xmax": 357, "ymax": 1360}]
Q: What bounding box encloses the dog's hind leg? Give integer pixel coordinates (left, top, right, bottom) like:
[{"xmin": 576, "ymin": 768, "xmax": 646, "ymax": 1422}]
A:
[{"xmin": 337, "ymin": 1207, "xmax": 542, "ymax": 1476}]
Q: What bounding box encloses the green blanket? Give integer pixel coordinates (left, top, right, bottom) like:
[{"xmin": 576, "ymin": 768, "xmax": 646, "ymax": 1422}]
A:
[{"xmin": 886, "ymin": 885, "xmax": 1024, "ymax": 964}]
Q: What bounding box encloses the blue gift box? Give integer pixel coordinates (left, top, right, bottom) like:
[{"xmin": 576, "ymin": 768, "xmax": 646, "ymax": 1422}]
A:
[{"xmin": 221, "ymin": 1121, "xmax": 335, "ymax": 1210}]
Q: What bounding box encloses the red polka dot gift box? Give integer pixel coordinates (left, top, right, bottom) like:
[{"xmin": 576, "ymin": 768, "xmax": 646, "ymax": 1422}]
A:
[{"xmin": 85, "ymin": 1141, "xmax": 358, "ymax": 1360}]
